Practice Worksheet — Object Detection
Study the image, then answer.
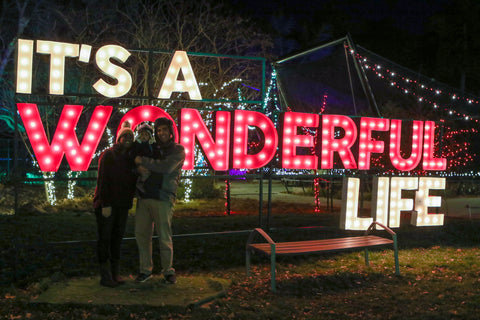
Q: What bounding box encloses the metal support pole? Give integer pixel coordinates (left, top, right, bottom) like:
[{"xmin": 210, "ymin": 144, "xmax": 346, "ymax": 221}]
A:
[
  {"xmin": 259, "ymin": 173, "xmax": 263, "ymax": 227},
  {"xmin": 267, "ymin": 174, "xmax": 273, "ymax": 231},
  {"xmin": 13, "ymin": 103, "xmax": 19, "ymax": 215},
  {"xmin": 225, "ymin": 178, "xmax": 231, "ymax": 216}
]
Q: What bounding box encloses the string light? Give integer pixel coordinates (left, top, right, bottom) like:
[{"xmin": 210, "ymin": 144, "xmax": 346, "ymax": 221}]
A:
[
  {"xmin": 67, "ymin": 171, "xmax": 81, "ymax": 199},
  {"xmin": 44, "ymin": 172, "xmax": 56, "ymax": 205},
  {"xmin": 357, "ymin": 53, "xmax": 480, "ymax": 125}
]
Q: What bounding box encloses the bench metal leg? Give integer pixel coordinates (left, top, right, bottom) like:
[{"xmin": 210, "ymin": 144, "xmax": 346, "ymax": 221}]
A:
[
  {"xmin": 246, "ymin": 249, "xmax": 251, "ymax": 277},
  {"xmin": 271, "ymin": 245, "xmax": 276, "ymax": 292},
  {"xmin": 393, "ymin": 234, "xmax": 400, "ymax": 275},
  {"xmin": 364, "ymin": 248, "xmax": 370, "ymax": 266}
]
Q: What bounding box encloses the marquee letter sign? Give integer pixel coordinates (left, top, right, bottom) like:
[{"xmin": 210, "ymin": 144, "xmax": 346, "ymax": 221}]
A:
[{"xmin": 14, "ymin": 39, "xmax": 449, "ymax": 230}]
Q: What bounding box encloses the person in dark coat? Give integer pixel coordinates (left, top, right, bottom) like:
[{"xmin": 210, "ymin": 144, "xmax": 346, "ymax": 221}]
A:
[{"xmin": 93, "ymin": 121, "xmax": 137, "ymax": 287}]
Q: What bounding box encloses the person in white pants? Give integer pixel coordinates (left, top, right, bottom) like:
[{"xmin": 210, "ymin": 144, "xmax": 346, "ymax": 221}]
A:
[{"xmin": 134, "ymin": 117, "xmax": 185, "ymax": 284}]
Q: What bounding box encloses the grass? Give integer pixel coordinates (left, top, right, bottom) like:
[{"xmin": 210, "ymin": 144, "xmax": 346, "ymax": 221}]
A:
[{"xmin": 1, "ymin": 194, "xmax": 480, "ymax": 319}]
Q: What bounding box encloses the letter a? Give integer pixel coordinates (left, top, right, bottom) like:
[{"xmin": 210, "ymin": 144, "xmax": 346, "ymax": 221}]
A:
[{"xmin": 157, "ymin": 51, "xmax": 202, "ymax": 100}]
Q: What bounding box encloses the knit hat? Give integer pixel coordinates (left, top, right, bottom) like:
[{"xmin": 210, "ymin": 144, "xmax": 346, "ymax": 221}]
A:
[
  {"xmin": 116, "ymin": 121, "xmax": 134, "ymax": 143},
  {"xmin": 136, "ymin": 121, "xmax": 153, "ymax": 135}
]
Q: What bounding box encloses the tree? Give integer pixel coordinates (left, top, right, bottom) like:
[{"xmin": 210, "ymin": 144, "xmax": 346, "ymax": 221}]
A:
[
  {"xmin": 425, "ymin": 0, "xmax": 480, "ymax": 95},
  {"xmin": 0, "ymin": 0, "xmax": 275, "ymax": 204}
]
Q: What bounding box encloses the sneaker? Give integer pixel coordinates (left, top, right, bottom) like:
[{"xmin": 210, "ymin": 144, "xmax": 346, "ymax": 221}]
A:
[
  {"xmin": 135, "ymin": 273, "xmax": 152, "ymax": 283},
  {"xmin": 165, "ymin": 274, "xmax": 177, "ymax": 284}
]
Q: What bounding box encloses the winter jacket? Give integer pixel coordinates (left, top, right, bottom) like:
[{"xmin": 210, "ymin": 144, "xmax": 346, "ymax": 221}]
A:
[
  {"xmin": 132, "ymin": 140, "xmax": 153, "ymax": 157},
  {"xmin": 93, "ymin": 144, "xmax": 137, "ymax": 209},
  {"xmin": 138, "ymin": 141, "xmax": 185, "ymax": 204}
]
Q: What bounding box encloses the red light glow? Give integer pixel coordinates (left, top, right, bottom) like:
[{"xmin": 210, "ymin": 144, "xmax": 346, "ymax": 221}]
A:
[
  {"xmin": 321, "ymin": 115, "xmax": 357, "ymax": 169},
  {"xmin": 281, "ymin": 112, "xmax": 319, "ymax": 169},
  {"xmin": 17, "ymin": 103, "xmax": 112, "ymax": 171},
  {"xmin": 232, "ymin": 110, "xmax": 278, "ymax": 169},
  {"xmin": 179, "ymin": 109, "xmax": 231, "ymax": 170},
  {"xmin": 117, "ymin": 105, "xmax": 178, "ymax": 142}
]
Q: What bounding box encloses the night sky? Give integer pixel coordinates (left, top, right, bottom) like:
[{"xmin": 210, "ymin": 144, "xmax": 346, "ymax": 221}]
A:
[{"xmin": 225, "ymin": 0, "xmax": 467, "ymax": 90}]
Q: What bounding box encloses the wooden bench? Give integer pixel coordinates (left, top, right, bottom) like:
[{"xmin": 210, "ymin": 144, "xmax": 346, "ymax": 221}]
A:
[{"xmin": 246, "ymin": 222, "xmax": 400, "ymax": 292}]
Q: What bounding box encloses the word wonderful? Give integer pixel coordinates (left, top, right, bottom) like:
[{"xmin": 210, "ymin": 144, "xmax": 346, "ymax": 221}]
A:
[{"xmin": 17, "ymin": 104, "xmax": 446, "ymax": 173}]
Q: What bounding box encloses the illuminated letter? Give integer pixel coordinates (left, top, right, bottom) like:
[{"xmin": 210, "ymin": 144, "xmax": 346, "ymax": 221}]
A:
[
  {"xmin": 422, "ymin": 121, "xmax": 447, "ymax": 170},
  {"xmin": 180, "ymin": 109, "xmax": 231, "ymax": 170},
  {"xmin": 389, "ymin": 120, "xmax": 423, "ymax": 171},
  {"xmin": 17, "ymin": 103, "xmax": 112, "ymax": 171},
  {"xmin": 36, "ymin": 40, "xmax": 80, "ymax": 95},
  {"xmin": 412, "ymin": 177, "xmax": 445, "ymax": 226},
  {"xmin": 389, "ymin": 177, "xmax": 418, "ymax": 228},
  {"xmin": 320, "ymin": 115, "xmax": 357, "ymax": 169},
  {"xmin": 232, "ymin": 110, "xmax": 278, "ymax": 169},
  {"xmin": 371, "ymin": 176, "xmax": 390, "ymax": 225},
  {"xmin": 158, "ymin": 51, "xmax": 202, "ymax": 100},
  {"xmin": 117, "ymin": 105, "xmax": 178, "ymax": 142},
  {"xmin": 340, "ymin": 177, "xmax": 373, "ymax": 230},
  {"xmin": 16, "ymin": 39, "xmax": 34, "ymax": 94},
  {"xmin": 281, "ymin": 112, "xmax": 319, "ymax": 169},
  {"xmin": 358, "ymin": 117, "xmax": 389, "ymax": 169},
  {"xmin": 93, "ymin": 44, "xmax": 132, "ymax": 98}
]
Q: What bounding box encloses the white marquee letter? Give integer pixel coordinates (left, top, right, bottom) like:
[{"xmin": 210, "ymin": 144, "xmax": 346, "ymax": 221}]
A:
[
  {"xmin": 389, "ymin": 177, "xmax": 418, "ymax": 228},
  {"xmin": 340, "ymin": 177, "xmax": 373, "ymax": 230},
  {"xmin": 158, "ymin": 51, "xmax": 202, "ymax": 100},
  {"xmin": 93, "ymin": 45, "xmax": 132, "ymax": 98},
  {"xmin": 36, "ymin": 40, "xmax": 80, "ymax": 95},
  {"xmin": 412, "ymin": 177, "xmax": 445, "ymax": 226},
  {"xmin": 16, "ymin": 39, "xmax": 34, "ymax": 94}
]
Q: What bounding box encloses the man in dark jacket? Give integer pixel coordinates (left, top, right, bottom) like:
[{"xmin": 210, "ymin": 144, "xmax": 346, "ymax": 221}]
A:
[
  {"xmin": 134, "ymin": 117, "xmax": 185, "ymax": 284},
  {"xmin": 93, "ymin": 121, "xmax": 137, "ymax": 287}
]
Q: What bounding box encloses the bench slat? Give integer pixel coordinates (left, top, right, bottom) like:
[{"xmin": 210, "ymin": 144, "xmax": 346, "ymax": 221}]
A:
[{"xmin": 248, "ymin": 235, "xmax": 393, "ymax": 255}]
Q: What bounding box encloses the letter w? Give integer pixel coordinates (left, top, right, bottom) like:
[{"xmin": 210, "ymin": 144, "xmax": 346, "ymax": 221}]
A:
[{"xmin": 17, "ymin": 103, "xmax": 112, "ymax": 171}]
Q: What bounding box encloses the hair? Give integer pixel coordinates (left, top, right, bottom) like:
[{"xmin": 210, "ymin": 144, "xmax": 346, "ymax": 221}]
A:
[{"xmin": 154, "ymin": 117, "xmax": 175, "ymax": 142}]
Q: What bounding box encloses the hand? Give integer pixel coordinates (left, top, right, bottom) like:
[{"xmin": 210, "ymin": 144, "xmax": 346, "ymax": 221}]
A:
[
  {"xmin": 102, "ymin": 207, "xmax": 112, "ymax": 218},
  {"xmin": 135, "ymin": 156, "xmax": 142, "ymax": 165},
  {"xmin": 137, "ymin": 165, "xmax": 150, "ymax": 176}
]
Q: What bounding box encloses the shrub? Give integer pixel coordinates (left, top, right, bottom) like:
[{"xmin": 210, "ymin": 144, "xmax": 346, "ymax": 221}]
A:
[{"xmin": 178, "ymin": 178, "xmax": 224, "ymax": 200}]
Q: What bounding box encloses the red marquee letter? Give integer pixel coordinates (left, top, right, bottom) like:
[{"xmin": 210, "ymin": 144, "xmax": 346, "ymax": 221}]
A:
[
  {"xmin": 179, "ymin": 109, "xmax": 231, "ymax": 170},
  {"xmin": 358, "ymin": 117, "xmax": 389, "ymax": 170},
  {"xmin": 118, "ymin": 105, "xmax": 178, "ymax": 142},
  {"xmin": 320, "ymin": 115, "xmax": 357, "ymax": 169},
  {"xmin": 232, "ymin": 110, "xmax": 278, "ymax": 169},
  {"xmin": 17, "ymin": 103, "xmax": 112, "ymax": 171},
  {"xmin": 423, "ymin": 121, "xmax": 447, "ymax": 170},
  {"xmin": 281, "ymin": 112, "xmax": 319, "ymax": 169},
  {"xmin": 389, "ymin": 119, "xmax": 423, "ymax": 171}
]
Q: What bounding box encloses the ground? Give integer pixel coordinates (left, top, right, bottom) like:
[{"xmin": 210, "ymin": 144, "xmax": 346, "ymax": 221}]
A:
[{"xmin": 1, "ymin": 179, "xmax": 480, "ymax": 319}]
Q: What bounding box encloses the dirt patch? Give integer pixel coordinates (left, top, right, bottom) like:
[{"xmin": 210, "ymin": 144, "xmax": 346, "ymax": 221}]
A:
[{"xmin": 34, "ymin": 275, "xmax": 230, "ymax": 307}]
